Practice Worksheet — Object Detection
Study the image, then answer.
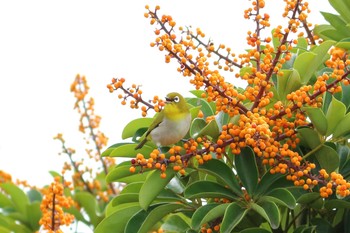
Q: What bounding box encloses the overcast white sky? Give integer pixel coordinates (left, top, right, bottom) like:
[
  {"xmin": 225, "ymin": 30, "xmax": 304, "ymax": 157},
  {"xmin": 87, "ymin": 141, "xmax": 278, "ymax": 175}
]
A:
[{"xmin": 0, "ymin": 1, "xmax": 333, "ymax": 188}]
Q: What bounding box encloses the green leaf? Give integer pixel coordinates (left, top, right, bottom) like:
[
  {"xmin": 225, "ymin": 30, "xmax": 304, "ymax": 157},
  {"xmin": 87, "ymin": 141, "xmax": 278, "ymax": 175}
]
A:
[
  {"xmin": 102, "ymin": 143, "xmax": 130, "ymax": 157},
  {"xmin": 259, "ymin": 201, "xmax": 280, "ymax": 229},
  {"xmin": 326, "ymin": 96, "xmax": 346, "ymax": 136},
  {"xmin": 297, "ymin": 192, "xmax": 323, "ymax": 209},
  {"xmin": 187, "ymin": 98, "xmax": 215, "ymax": 117},
  {"xmin": 255, "ymin": 170, "xmax": 286, "ymax": 196},
  {"xmin": 106, "ymin": 161, "xmax": 149, "ymax": 183},
  {"xmin": 190, "ymin": 118, "xmax": 206, "ymax": 138},
  {"xmin": 314, "ymin": 144, "xmax": 339, "ymax": 173},
  {"xmin": 324, "ymin": 199, "xmax": 350, "ymax": 209},
  {"xmin": 120, "ymin": 182, "xmax": 143, "ymax": 194},
  {"xmin": 294, "ymin": 41, "xmax": 335, "ymax": 84},
  {"xmin": 124, "ymin": 203, "xmax": 161, "ymax": 233},
  {"xmin": 192, "ymin": 203, "xmax": 229, "ymax": 230},
  {"xmin": 302, "ymin": 107, "xmax": 328, "ymax": 135},
  {"xmin": 329, "ymin": 0, "xmax": 350, "ymax": 23},
  {"xmin": 277, "ymin": 69, "xmax": 302, "ymax": 100},
  {"xmin": 293, "ymin": 52, "xmax": 317, "ymax": 84},
  {"xmin": 191, "ymin": 203, "xmax": 220, "ymax": 230},
  {"xmin": 26, "ymin": 202, "xmax": 41, "ymax": 230},
  {"xmin": 95, "ymin": 204, "xmax": 141, "ymax": 233},
  {"xmin": 112, "ymin": 193, "xmax": 139, "ymax": 206},
  {"xmin": 122, "ymin": 118, "xmax": 153, "ymax": 139},
  {"xmin": 191, "ymin": 118, "xmax": 220, "ymax": 140},
  {"xmin": 336, "ymin": 38, "xmax": 350, "ymax": 51},
  {"xmin": 75, "ymin": 192, "xmax": 103, "ymax": 227},
  {"xmin": 190, "ymin": 105, "xmax": 202, "ymax": 121},
  {"xmin": 184, "ymin": 181, "xmax": 236, "ymax": 200},
  {"xmin": 135, "ymin": 203, "xmax": 185, "ymax": 233},
  {"xmin": 333, "ymin": 112, "xmax": 350, "ymax": 138},
  {"xmin": 264, "ymin": 188, "xmax": 296, "ymax": 209},
  {"xmin": 105, "ymin": 202, "xmax": 140, "ymax": 217},
  {"xmin": 321, "ymin": 12, "xmax": 350, "ymax": 37},
  {"xmin": 0, "ymin": 183, "xmax": 29, "ymax": 216},
  {"xmin": 240, "ymin": 228, "xmax": 271, "ymax": 233},
  {"xmin": 139, "ymin": 169, "xmax": 175, "ymax": 210},
  {"xmin": 27, "ymin": 189, "xmax": 42, "ymax": 203},
  {"xmin": 221, "ymin": 202, "xmax": 248, "ymax": 233},
  {"xmin": 0, "ymin": 192, "xmax": 14, "ymax": 209},
  {"xmin": 109, "ymin": 143, "xmax": 153, "ymax": 158},
  {"xmin": 161, "ymin": 213, "xmax": 191, "ymax": 232},
  {"xmin": 198, "ymin": 159, "xmax": 242, "ymax": 196},
  {"xmin": 297, "ymin": 127, "xmax": 321, "ymax": 149},
  {"xmin": 235, "ymin": 147, "xmax": 258, "ymax": 196}
]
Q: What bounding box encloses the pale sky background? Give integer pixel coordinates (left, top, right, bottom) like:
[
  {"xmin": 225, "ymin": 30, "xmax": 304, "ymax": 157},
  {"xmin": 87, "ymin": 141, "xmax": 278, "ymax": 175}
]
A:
[{"xmin": 0, "ymin": 0, "xmax": 332, "ymax": 191}]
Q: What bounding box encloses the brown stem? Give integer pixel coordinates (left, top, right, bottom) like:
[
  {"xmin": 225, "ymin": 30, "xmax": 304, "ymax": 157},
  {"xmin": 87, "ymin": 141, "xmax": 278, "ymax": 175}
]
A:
[{"xmin": 251, "ymin": 0, "xmax": 301, "ymax": 111}]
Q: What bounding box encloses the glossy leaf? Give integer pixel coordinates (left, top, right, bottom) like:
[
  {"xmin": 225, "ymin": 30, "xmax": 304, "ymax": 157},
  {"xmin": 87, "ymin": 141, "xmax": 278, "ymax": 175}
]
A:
[
  {"xmin": 190, "ymin": 118, "xmax": 206, "ymax": 138},
  {"xmin": 0, "ymin": 192, "xmax": 13, "ymax": 209},
  {"xmin": 26, "ymin": 202, "xmax": 41, "ymax": 230},
  {"xmin": 109, "ymin": 143, "xmax": 153, "ymax": 158},
  {"xmin": 190, "ymin": 105, "xmax": 202, "ymax": 121},
  {"xmin": 264, "ymin": 188, "xmax": 296, "ymax": 209},
  {"xmin": 297, "ymin": 192, "xmax": 323, "ymax": 209},
  {"xmin": 302, "ymin": 107, "xmax": 328, "ymax": 135},
  {"xmin": 326, "ymin": 95, "xmax": 346, "ymax": 136},
  {"xmin": 193, "ymin": 203, "xmax": 229, "ymax": 230},
  {"xmin": 294, "ymin": 40, "xmax": 335, "ymax": 84},
  {"xmin": 122, "ymin": 118, "xmax": 153, "ymax": 139},
  {"xmin": 221, "ymin": 202, "xmax": 248, "ymax": 233},
  {"xmin": 139, "ymin": 169, "xmax": 175, "ymax": 210},
  {"xmin": 135, "ymin": 203, "xmax": 185, "ymax": 233},
  {"xmin": 259, "ymin": 201, "xmax": 281, "ymax": 229},
  {"xmin": 75, "ymin": 192, "xmax": 103, "ymax": 227},
  {"xmin": 329, "ymin": 0, "xmax": 350, "ymax": 23},
  {"xmin": 191, "ymin": 203, "xmax": 220, "ymax": 230},
  {"xmin": 106, "ymin": 161, "xmax": 148, "ymax": 183},
  {"xmin": 198, "ymin": 159, "xmax": 242, "ymax": 196},
  {"xmin": 314, "ymin": 144, "xmax": 339, "ymax": 173},
  {"xmin": 95, "ymin": 204, "xmax": 141, "ymax": 233},
  {"xmin": 297, "ymin": 127, "xmax": 321, "ymax": 149},
  {"xmin": 277, "ymin": 69, "xmax": 301, "ymax": 100},
  {"xmin": 161, "ymin": 213, "xmax": 191, "ymax": 232},
  {"xmin": 324, "ymin": 199, "xmax": 350, "ymax": 209},
  {"xmin": 184, "ymin": 181, "xmax": 236, "ymax": 200},
  {"xmin": 0, "ymin": 183, "xmax": 29, "ymax": 216},
  {"xmin": 240, "ymin": 228, "xmax": 271, "ymax": 233},
  {"xmin": 336, "ymin": 38, "xmax": 350, "ymax": 51},
  {"xmin": 333, "ymin": 112, "xmax": 350, "ymax": 138},
  {"xmin": 320, "ymin": 12, "xmax": 350, "ymax": 37},
  {"xmin": 112, "ymin": 193, "xmax": 139, "ymax": 206},
  {"xmin": 124, "ymin": 203, "xmax": 162, "ymax": 233},
  {"xmin": 187, "ymin": 98, "xmax": 215, "ymax": 117},
  {"xmin": 235, "ymin": 147, "xmax": 258, "ymax": 196},
  {"xmin": 102, "ymin": 142, "xmax": 131, "ymax": 157},
  {"xmin": 191, "ymin": 118, "xmax": 220, "ymax": 139},
  {"xmin": 120, "ymin": 182, "xmax": 143, "ymax": 194},
  {"xmin": 293, "ymin": 52, "xmax": 316, "ymax": 84},
  {"xmin": 255, "ymin": 170, "xmax": 286, "ymax": 196},
  {"xmin": 105, "ymin": 202, "xmax": 140, "ymax": 217}
]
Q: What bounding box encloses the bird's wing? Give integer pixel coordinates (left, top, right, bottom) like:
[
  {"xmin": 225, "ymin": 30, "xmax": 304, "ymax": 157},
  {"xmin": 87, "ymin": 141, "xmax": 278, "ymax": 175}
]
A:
[{"xmin": 145, "ymin": 112, "xmax": 163, "ymax": 137}]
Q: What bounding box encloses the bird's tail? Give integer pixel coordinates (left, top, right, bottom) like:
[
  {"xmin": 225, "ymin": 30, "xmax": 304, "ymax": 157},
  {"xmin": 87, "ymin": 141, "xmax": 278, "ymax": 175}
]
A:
[{"xmin": 135, "ymin": 138, "xmax": 147, "ymax": 150}]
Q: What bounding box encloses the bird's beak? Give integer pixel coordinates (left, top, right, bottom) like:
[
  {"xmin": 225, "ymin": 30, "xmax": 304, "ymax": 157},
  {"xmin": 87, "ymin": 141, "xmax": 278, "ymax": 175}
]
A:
[{"xmin": 165, "ymin": 97, "xmax": 172, "ymax": 103}]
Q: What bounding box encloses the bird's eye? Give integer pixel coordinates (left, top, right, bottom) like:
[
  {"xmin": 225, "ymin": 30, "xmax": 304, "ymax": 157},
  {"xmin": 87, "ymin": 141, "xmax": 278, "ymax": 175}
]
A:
[{"xmin": 174, "ymin": 96, "xmax": 180, "ymax": 102}]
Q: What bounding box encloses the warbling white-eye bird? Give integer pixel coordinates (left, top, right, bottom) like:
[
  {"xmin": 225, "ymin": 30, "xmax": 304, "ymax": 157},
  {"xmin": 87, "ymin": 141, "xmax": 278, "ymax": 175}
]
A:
[{"xmin": 135, "ymin": 92, "xmax": 191, "ymax": 150}]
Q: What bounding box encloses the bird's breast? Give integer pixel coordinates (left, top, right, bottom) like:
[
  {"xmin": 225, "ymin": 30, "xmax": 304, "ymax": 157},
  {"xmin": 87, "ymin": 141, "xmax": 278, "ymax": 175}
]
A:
[{"xmin": 150, "ymin": 113, "xmax": 191, "ymax": 146}]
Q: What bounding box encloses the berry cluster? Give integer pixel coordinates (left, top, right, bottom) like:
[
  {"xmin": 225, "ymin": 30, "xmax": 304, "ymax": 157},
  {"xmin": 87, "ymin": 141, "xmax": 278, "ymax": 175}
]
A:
[{"xmin": 110, "ymin": 1, "xmax": 350, "ymax": 199}]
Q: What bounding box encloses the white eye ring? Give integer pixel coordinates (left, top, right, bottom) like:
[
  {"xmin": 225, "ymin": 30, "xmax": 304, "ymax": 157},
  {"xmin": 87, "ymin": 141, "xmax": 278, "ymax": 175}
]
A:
[{"xmin": 174, "ymin": 96, "xmax": 180, "ymax": 103}]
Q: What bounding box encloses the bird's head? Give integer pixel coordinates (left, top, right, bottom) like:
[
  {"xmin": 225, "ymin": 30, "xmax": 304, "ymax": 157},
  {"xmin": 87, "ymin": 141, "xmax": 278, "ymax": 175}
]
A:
[{"xmin": 164, "ymin": 92, "xmax": 188, "ymax": 112}]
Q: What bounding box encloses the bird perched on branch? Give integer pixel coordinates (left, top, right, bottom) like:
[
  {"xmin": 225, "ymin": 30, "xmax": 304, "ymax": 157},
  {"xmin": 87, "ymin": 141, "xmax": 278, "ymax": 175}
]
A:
[{"xmin": 135, "ymin": 92, "xmax": 191, "ymax": 150}]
